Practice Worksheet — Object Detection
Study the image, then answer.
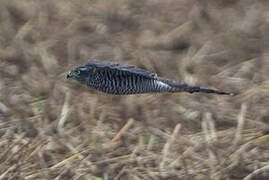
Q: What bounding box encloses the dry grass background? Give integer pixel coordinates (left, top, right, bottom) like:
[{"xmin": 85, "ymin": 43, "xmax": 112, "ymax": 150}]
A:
[{"xmin": 0, "ymin": 0, "xmax": 269, "ymax": 179}]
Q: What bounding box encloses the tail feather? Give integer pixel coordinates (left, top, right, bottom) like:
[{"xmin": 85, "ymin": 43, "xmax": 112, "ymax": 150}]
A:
[{"xmin": 167, "ymin": 82, "xmax": 233, "ymax": 95}]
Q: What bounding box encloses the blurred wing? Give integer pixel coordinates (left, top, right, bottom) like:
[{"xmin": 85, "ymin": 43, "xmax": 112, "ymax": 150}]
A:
[{"xmin": 85, "ymin": 61, "xmax": 157, "ymax": 78}]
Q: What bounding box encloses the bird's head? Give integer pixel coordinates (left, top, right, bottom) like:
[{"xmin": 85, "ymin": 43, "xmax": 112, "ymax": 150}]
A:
[{"xmin": 66, "ymin": 66, "xmax": 95, "ymax": 83}]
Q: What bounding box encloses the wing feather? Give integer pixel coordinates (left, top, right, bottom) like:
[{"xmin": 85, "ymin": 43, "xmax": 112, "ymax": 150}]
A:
[{"xmin": 85, "ymin": 61, "xmax": 156, "ymax": 78}]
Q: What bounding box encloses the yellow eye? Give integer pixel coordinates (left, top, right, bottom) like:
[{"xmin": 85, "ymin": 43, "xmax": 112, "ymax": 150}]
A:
[{"xmin": 76, "ymin": 70, "xmax": 80, "ymax": 75}]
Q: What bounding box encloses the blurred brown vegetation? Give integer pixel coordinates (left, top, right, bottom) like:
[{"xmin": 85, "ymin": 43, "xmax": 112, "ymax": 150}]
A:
[{"xmin": 0, "ymin": 0, "xmax": 269, "ymax": 179}]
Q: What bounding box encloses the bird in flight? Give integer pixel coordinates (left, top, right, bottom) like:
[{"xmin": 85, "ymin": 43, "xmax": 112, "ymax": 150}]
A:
[{"xmin": 67, "ymin": 61, "xmax": 233, "ymax": 96}]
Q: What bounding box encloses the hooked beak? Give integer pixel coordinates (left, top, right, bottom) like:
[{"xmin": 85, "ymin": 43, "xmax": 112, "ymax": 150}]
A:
[{"xmin": 66, "ymin": 72, "xmax": 72, "ymax": 79}]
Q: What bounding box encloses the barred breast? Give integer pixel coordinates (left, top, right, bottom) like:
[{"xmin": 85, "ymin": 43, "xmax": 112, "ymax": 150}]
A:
[{"xmin": 88, "ymin": 71, "xmax": 172, "ymax": 95}]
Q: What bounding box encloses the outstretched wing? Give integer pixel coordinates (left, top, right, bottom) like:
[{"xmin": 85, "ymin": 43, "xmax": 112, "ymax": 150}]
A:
[{"xmin": 85, "ymin": 61, "xmax": 157, "ymax": 78}]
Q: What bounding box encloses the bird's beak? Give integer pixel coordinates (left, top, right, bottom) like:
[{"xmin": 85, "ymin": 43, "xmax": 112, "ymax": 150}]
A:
[{"xmin": 66, "ymin": 72, "xmax": 72, "ymax": 79}]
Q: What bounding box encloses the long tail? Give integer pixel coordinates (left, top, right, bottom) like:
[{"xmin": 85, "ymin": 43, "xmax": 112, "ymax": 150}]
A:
[{"xmin": 166, "ymin": 81, "xmax": 233, "ymax": 95}]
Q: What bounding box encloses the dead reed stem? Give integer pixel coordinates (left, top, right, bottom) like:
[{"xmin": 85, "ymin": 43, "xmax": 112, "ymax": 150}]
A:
[
  {"xmin": 160, "ymin": 123, "xmax": 181, "ymax": 169},
  {"xmin": 109, "ymin": 118, "xmax": 134, "ymax": 145},
  {"xmin": 202, "ymin": 112, "xmax": 221, "ymax": 180}
]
